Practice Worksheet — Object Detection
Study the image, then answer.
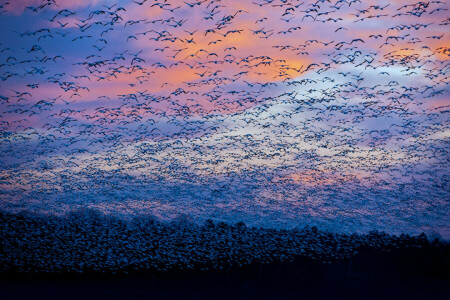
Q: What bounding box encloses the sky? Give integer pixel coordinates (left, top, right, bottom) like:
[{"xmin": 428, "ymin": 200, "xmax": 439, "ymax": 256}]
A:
[{"xmin": 0, "ymin": 0, "xmax": 448, "ymax": 237}]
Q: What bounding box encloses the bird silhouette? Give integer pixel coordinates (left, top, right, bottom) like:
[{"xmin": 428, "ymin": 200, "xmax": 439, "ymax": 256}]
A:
[{"xmin": 0, "ymin": 0, "xmax": 447, "ymax": 243}]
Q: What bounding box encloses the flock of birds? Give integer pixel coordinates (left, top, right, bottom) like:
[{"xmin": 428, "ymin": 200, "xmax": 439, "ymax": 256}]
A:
[
  {"xmin": 0, "ymin": 209, "xmax": 434, "ymax": 273},
  {"xmin": 0, "ymin": 0, "xmax": 448, "ymax": 238}
]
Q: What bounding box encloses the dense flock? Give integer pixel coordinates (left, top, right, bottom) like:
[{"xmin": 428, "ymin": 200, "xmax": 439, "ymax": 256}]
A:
[
  {"xmin": 1, "ymin": 209, "xmax": 441, "ymax": 274},
  {"xmin": 0, "ymin": 0, "xmax": 448, "ymax": 236}
]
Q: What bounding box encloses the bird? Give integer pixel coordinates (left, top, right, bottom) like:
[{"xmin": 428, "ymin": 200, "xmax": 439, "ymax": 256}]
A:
[{"xmin": 0, "ymin": 0, "xmax": 446, "ymax": 253}]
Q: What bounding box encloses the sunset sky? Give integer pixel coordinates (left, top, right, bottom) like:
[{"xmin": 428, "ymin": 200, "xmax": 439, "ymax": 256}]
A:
[{"xmin": 0, "ymin": 0, "xmax": 448, "ymax": 237}]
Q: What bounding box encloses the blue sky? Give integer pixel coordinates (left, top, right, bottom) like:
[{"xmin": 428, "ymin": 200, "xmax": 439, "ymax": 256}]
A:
[{"xmin": 0, "ymin": 0, "xmax": 449, "ymax": 237}]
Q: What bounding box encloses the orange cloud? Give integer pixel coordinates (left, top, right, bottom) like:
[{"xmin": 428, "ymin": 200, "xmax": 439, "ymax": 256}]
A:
[{"xmin": 273, "ymin": 170, "xmax": 365, "ymax": 187}]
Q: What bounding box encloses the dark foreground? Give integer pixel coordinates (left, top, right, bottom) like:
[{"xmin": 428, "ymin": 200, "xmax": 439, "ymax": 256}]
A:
[{"xmin": 1, "ymin": 209, "xmax": 449, "ymax": 299}]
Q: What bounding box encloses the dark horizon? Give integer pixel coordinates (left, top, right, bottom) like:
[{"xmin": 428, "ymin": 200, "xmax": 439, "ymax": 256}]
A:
[{"xmin": 1, "ymin": 209, "xmax": 449, "ymax": 299}]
